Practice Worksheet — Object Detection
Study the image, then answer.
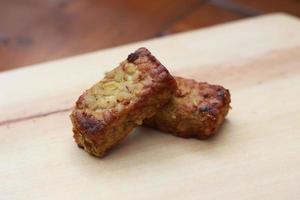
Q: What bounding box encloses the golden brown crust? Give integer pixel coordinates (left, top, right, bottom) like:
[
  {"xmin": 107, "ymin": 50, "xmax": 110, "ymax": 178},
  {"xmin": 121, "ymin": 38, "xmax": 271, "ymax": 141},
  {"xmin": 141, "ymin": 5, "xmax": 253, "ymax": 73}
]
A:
[
  {"xmin": 70, "ymin": 47, "xmax": 177, "ymax": 157},
  {"xmin": 144, "ymin": 77, "xmax": 231, "ymax": 139}
]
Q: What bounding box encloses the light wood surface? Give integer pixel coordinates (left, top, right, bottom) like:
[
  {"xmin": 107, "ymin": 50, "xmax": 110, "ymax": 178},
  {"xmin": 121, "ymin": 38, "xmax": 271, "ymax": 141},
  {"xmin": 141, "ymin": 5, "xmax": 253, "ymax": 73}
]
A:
[{"xmin": 1, "ymin": 13, "xmax": 300, "ymax": 200}]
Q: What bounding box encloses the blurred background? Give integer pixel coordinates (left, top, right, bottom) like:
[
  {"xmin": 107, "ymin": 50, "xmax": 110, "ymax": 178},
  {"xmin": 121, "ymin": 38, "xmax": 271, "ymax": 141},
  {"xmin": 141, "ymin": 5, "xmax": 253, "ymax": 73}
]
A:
[{"xmin": 0, "ymin": 0, "xmax": 300, "ymax": 72}]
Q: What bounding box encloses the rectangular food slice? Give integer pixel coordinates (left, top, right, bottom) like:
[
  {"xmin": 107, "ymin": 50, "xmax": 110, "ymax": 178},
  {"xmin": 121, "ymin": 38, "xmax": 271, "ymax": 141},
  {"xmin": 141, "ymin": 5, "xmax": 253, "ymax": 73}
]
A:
[
  {"xmin": 144, "ymin": 77, "xmax": 231, "ymax": 139},
  {"xmin": 70, "ymin": 48, "xmax": 177, "ymax": 157}
]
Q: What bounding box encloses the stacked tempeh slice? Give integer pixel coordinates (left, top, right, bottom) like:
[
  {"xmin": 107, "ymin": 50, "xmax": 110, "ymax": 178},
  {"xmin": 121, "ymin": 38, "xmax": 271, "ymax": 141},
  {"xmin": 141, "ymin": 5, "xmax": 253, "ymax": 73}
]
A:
[{"xmin": 70, "ymin": 48, "xmax": 231, "ymax": 157}]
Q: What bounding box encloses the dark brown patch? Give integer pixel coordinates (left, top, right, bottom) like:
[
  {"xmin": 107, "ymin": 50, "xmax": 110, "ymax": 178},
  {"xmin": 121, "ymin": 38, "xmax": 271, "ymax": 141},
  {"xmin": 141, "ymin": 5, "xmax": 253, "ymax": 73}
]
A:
[
  {"xmin": 135, "ymin": 47, "xmax": 149, "ymax": 56},
  {"xmin": 199, "ymin": 104, "xmax": 212, "ymax": 113},
  {"xmin": 217, "ymin": 90, "xmax": 225, "ymax": 98},
  {"xmin": 75, "ymin": 112, "xmax": 105, "ymax": 135},
  {"xmin": 203, "ymin": 93, "xmax": 209, "ymax": 98},
  {"xmin": 127, "ymin": 52, "xmax": 139, "ymax": 63}
]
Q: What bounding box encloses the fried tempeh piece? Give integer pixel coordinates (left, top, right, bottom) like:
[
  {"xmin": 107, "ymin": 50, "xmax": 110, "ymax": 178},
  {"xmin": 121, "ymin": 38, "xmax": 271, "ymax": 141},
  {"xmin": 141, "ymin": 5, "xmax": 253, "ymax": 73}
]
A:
[
  {"xmin": 70, "ymin": 48, "xmax": 177, "ymax": 157},
  {"xmin": 144, "ymin": 77, "xmax": 231, "ymax": 139}
]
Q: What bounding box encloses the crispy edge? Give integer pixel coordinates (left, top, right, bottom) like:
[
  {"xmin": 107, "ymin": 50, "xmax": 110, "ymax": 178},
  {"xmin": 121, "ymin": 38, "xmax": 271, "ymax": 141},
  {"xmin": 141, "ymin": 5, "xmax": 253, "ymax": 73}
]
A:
[
  {"xmin": 144, "ymin": 77, "xmax": 231, "ymax": 139},
  {"xmin": 70, "ymin": 47, "xmax": 177, "ymax": 157}
]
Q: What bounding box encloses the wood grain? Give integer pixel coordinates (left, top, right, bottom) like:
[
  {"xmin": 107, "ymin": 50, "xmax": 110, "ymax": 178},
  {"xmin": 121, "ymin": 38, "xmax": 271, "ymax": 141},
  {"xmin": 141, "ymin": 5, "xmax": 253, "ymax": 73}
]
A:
[
  {"xmin": 1, "ymin": 14, "xmax": 300, "ymax": 199},
  {"xmin": 0, "ymin": 0, "xmax": 203, "ymax": 71},
  {"xmin": 2, "ymin": 0, "xmax": 300, "ymax": 72},
  {"xmin": 166, "ymin": 3, "xmax": 244, "ymax": 33}
]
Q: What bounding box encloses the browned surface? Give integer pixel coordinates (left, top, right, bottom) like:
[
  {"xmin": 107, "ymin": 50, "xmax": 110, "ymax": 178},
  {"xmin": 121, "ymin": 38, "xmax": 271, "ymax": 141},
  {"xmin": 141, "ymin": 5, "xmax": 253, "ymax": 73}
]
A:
[
  {"xmin": 145, "ymin": 77, "xmax": 231, "ymax": 139},
  {"xmin": 71, "ymin": 48, "xmax": 177, "ymax": 157},
  {"xmin": 0, "ymin": 0, "xmax": 299, "ymax": 71}
]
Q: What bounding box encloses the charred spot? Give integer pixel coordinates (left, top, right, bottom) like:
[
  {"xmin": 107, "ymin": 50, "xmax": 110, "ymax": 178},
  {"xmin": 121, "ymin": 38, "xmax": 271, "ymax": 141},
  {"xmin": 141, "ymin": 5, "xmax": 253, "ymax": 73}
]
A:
[
  {"xmin": 135, "ymin": 47, "xmax": 149, "ymax": 56},
  {"xmin": 217, "ymin": 90, "xmax": 225, "ymax": 98},
  {"xmin": 203, "ymin": 93, "xmax": 209, "ymax": 98},
  {"xmin": 199, "ymin": 104, "xmax": 213, "ymax": 114},
  {"xmin": 127, "ymin": 52, "xmax": 139, "ymax": 63},
  {"xmin": 75, "ymin": 112, "xmax": 105, "ymax": 135}
]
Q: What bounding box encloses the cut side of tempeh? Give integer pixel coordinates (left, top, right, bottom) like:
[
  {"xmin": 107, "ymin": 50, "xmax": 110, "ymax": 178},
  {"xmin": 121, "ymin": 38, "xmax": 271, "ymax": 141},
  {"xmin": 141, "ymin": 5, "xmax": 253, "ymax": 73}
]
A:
[
  {"xmin": 70, "ymin": 48, "xmax": 177, "ymax": 157},
  {"xmin": 144, "ymin": 77, "xmax": 231, "ymax": 139}
]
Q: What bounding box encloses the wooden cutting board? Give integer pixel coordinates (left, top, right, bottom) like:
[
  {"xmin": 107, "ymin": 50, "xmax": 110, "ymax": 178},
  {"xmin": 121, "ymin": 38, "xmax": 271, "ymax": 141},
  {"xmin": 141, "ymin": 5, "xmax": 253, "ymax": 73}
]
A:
[{"xmin": 1, "ymin": 13, "xmax": 300, "ymax": 200}]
